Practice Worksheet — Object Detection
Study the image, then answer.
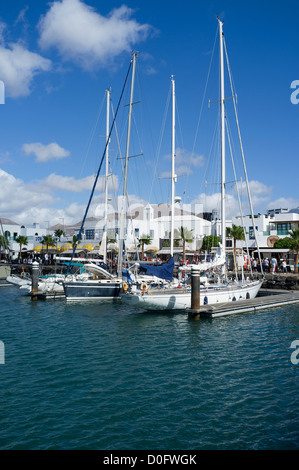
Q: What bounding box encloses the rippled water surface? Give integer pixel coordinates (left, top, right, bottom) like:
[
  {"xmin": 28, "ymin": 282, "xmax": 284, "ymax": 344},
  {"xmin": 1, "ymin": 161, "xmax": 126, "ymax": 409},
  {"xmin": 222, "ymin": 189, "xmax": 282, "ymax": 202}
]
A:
[{"xmin": 0, "ymin": 285, "xmax": 298, "ymax": 449}]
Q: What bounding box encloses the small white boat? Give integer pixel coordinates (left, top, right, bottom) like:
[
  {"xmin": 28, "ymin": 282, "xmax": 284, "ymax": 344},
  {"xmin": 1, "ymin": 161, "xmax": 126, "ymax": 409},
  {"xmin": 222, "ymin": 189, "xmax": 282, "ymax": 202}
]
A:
[{"xmin": 6, "ymin": 274, "xmax": 31, "ymax": 287}]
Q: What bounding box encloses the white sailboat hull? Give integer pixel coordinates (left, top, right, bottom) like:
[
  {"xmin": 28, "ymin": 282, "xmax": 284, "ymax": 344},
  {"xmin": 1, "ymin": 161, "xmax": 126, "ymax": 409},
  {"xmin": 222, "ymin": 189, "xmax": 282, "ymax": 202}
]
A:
[{"xmin": 121, "ymin": 280, "xmax": 263, "ymax": 311}]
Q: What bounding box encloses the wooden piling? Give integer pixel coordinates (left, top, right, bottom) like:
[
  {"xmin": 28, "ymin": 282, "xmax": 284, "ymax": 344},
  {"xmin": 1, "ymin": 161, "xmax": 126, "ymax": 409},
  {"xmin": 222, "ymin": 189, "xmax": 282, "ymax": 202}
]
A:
[
  {"xmin": 31, "ymin": 261, "xmax": 39, "ymax": 300},
  {"xmin": 189, "ymin": 266, "xmax": 201, "ymax": 318}
]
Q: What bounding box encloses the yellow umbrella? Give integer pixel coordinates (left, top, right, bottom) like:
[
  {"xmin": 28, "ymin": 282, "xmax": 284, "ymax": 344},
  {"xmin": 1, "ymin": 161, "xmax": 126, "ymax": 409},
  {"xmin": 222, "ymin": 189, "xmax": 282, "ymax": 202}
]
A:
[
  {"xmin": 33, "ymin": 245, "xmax": 42, "ymax": 252},
  {"xmin": 42, "ymin": 244, "xmax": 56, "ymax": 250},
  {"xmin": 145, "ymin": 246, "xmax": 159, "ymax": 253},
  {"xmin": 60, "ymin": 242, "xmax": 72, "ymax": 252},
  {"xmin": 83, "ymin": 243, "xmax": 94, "ymax": 251}
]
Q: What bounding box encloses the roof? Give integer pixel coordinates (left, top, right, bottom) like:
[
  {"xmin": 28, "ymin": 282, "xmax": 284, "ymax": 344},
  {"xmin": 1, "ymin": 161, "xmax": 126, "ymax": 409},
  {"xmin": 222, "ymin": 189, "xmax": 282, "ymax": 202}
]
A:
[{"xmin": 0, "ymin": 217, "xmax": 19, "ymax": 226}]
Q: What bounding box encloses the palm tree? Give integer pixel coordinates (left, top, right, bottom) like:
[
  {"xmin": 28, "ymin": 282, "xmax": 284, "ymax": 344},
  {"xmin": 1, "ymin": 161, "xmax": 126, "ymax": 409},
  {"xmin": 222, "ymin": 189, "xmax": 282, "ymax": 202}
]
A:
[
  {"xmin": 71, "ymin": 234, "xmax": 81, "ymax": 250},
  {"xmin": 289, "ymin": 228, "xmax": 299, "ymax": 273},
  {"xmin": 138, "ymin": 234, "xmax": 152, "ymax": 260},
  {"xmin": 41, "ymin": 234, "xmax": 55, "ymax": 255},
  {"xmin": 15, "ymin": 235, "xmax": 28, "ymax": 260},
  {"xmin": 0, "ymin": 234, "xmax": 9, "ymax": 261},
  {"xmin": 226, "ymin": 224, "xmax": 245, "ymax": 271},
  {"xmin": 54, "ymin": 229, "xmax": 65, "ymax": 241},
  {"xmin": 0, "ymin": 234, "xmax": 9, "ymax": 252},
  {"xmin": 174, "ymin": 226, "xmax": 194, "ymax": 264}
]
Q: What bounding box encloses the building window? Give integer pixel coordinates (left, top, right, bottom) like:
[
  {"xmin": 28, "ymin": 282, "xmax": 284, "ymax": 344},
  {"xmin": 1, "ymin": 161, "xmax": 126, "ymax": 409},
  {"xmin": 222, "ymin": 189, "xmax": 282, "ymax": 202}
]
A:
[
  {"xmin": 277, "ymin": 223, "xmax": 291, "ymax": 236},
  {"xmin": 85, "ymin": 229, "xmax": 95, "ymax": 240},
  {"xmin": 249, "ymin": 226, "xmax": 258, "ymax": 240}
]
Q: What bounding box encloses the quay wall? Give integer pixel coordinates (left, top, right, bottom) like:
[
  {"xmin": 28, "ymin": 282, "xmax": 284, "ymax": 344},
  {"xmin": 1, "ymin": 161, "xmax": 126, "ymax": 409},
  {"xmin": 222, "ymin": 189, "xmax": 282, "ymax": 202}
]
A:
[{"xmin": 258, "ymin": 273, "xmax": 299, "ymax": 291}]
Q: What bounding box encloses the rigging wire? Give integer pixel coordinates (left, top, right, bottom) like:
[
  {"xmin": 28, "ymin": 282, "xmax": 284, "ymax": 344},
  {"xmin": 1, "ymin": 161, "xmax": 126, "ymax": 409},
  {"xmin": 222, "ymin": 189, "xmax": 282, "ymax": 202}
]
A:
[
  {"xmin": 79, "ymin": 93, "xmax": 106, "ymax": 179},
  {"xmin": 225, "ymin": 116, "xmax": 253, "ymax": 277},
  {"xmin": 148, "ymin": 82, "xmax": 172, "ymax": 203},
  {"xmin": 183, "ymin": 25, "xmax": 219, "ymax": 203},
  {"xmin": 67, "ymin": 57, "xmax": 133, "ymax": 271},
  {"xmin": 223, "ymin": 36, "xmax": 264, "ymax": 274}
]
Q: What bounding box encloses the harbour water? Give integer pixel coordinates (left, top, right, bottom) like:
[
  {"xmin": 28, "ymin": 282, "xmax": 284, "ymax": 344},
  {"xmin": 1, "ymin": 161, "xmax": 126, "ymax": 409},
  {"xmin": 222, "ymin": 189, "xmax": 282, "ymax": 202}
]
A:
[{"xmin": 0, "ymin": 285, "xmax": 298, "ymax": 450}]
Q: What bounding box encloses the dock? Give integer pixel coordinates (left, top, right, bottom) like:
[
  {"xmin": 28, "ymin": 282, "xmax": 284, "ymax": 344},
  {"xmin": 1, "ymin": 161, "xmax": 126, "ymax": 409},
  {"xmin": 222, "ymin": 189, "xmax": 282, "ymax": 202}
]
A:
[
  {"xmin": 30, "ymin": 291, "xmax": 65, "ymax": 300},
  {"xmin": 188, "ymin": 289, "xmax": 299, "ymax": 318}
]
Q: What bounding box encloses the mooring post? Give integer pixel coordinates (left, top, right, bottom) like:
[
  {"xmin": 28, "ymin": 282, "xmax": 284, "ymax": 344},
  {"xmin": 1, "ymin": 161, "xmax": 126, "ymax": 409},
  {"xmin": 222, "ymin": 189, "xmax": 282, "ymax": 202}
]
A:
[
  {"xmin": 31, "ymin": 261, "xmax": 39, "ymax": 299},
  {"xmin": 189, "ymin": 266, "xmax": 201, "ymax": 318}
]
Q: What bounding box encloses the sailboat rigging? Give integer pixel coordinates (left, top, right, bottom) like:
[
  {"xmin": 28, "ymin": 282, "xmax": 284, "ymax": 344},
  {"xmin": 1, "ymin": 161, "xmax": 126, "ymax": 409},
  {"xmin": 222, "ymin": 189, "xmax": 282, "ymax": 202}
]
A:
[
  {"xmin": 63, "ymin": 54, "xmax": 137, "ymax": 300},
  {"xmin": 121, "ymin": 18, "xmax": 263, "ymax": 311}
]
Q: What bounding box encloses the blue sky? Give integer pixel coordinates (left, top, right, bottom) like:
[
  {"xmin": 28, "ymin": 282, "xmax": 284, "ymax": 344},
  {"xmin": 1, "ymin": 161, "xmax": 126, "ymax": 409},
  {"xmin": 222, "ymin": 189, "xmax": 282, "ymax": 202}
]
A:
[{"xmin": 0, "ymin": 0, "xmax": 298, "ymax": 228}]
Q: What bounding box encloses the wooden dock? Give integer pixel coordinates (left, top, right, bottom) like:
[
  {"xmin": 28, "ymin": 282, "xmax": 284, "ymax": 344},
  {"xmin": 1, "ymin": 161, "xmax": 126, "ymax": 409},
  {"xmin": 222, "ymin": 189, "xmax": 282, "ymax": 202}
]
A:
[{"xmin": 188, "ymin": 289, "xmax": 299, "ymax": 318}]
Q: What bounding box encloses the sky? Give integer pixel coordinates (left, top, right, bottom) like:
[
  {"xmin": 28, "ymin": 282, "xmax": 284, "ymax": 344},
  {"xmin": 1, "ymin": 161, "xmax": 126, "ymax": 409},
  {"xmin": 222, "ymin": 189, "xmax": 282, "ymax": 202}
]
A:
[{"xmin": 0, "ymin": 0, "xmax": 299, "ymax": 228}]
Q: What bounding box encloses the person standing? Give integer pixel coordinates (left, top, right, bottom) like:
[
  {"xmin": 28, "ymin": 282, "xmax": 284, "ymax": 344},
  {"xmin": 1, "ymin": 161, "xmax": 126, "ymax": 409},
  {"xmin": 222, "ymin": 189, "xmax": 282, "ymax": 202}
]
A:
[{"xmin": 271, "ymin": 257, "xmax": 277, "ymax": 273}]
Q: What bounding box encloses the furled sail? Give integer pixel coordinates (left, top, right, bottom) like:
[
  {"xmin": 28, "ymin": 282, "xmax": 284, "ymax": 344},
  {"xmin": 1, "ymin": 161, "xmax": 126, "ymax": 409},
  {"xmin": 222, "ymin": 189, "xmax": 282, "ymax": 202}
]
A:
[{"xmin": 139, "ymin": 257, "xmax": 174, "ymax": 281}]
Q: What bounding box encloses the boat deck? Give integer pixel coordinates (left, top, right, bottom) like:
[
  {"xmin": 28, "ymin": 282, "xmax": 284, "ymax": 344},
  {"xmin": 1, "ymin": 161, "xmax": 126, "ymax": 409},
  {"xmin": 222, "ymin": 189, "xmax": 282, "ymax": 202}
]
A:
[{"xmin": 188, "ymin": 289, "xmax": 299, "ymax": 318}]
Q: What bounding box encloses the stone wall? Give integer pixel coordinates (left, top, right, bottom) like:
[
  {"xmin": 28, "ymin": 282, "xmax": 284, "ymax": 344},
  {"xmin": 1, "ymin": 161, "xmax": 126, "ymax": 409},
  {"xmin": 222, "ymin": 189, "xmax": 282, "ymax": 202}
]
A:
[{"xmin": 261, "ymin": 273, "xmax": 299, "ymax": 290}]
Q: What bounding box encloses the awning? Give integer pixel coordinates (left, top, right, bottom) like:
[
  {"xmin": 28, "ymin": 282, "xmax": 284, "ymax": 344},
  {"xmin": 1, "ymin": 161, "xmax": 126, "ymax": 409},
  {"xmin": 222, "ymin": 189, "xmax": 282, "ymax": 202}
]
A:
[
  {"xmin": 253, "ymin": 248, "xmax": 290, "ymax": 253},
  {"xmin": 157, "ymin": 248, "xmax": 183, "ymax": 254}
]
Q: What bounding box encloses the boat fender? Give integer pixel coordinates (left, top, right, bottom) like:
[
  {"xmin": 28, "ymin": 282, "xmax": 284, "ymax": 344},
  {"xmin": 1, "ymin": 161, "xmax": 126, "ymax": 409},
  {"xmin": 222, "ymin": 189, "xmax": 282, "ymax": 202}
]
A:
[
  {"xmin": 123, "ymin": 282, "xmax": 128, "ymax": 292},
  {"xmin": 141, "ymin": 283, "xmax": 148, "ymax": 295}
]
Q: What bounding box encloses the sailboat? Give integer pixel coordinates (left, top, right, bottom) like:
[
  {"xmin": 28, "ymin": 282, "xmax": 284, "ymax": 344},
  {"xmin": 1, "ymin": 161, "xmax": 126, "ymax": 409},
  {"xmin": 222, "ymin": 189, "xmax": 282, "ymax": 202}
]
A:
[
  {"xmin": 121, "ymin": 19, "xmax": 263, "ymax": 311},
  {"xmin": 63, "ymin": 54, "xmax": 139, "ymax": 301}
]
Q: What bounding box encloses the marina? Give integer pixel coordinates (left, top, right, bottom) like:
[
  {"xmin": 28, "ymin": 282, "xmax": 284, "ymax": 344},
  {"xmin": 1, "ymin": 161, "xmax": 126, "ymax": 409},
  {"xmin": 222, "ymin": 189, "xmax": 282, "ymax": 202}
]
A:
[
  {"xmin": 0, "ymin": 1, "xmax": 299, "ymax": 453},
  {"xmin": 4, "ymin": 264, "xmax": 299, "ymax": 319},
  {"xmin": 0, "ymin": 283, "xmax": 298, "ymax": 450}
]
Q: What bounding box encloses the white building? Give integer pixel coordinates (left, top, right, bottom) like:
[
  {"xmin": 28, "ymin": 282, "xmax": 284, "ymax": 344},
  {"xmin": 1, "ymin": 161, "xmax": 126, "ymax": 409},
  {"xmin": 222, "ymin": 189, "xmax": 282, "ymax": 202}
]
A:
[
  {"xmin": 231, "ymin": 207, "xmax": 299, "ymax": 265},
  {"xmin": 125, "ymin": 202, "xmax": 212, "ymax": 252},
  {"xmin": 52, "ymin": 201, "xmax": 213, "ymax": 254},
  {"xmin": 0, "ymin": 218, "xmax": 54, "ymax": 259}
]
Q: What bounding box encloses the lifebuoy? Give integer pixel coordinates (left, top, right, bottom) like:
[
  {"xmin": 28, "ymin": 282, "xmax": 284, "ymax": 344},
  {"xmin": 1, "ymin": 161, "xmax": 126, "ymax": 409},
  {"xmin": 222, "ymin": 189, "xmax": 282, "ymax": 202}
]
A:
[{"xmin": 141, "ymin": 282, "xmax": 148, "ymax": 295}]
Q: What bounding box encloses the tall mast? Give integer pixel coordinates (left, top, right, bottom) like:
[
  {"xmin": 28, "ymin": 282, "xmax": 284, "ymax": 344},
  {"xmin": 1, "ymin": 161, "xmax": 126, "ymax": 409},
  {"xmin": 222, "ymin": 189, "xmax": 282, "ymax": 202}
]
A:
[
  {"xmin": 218, "ymin": 18, "xmax": 226, "ymax": 257},
  {"xmin": 170, "ymin": 75, "xmax": 176, "ymax": 257},
  {"xmin": 118, "ymin": 52, "xmax": 137, "ymax": 277},
  {"xmin": 103, "ymin": 88, "xmax": 111, "ymax": 264}
]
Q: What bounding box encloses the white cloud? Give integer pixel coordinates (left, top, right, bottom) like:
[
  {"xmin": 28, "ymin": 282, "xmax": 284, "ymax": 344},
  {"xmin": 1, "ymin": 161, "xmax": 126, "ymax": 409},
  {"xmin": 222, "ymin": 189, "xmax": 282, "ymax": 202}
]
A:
[
  {"xmin": 38, "ymin": 0, "xmax": 152, "ymax": 70},
  {"xmin": 0, "ymin": 168, "xmax": 109, "ymax": 226},
  {"xmin": 266, "ymin": 197, "xmax": 299, "ymax": 212},
  {"xmin": 41, "ymin": 172, "xmax": 118, "ymax": 192},
  {"xmin": 22, "ymin": 142, "xmax": 70, "ymax": 162},
  {"xmin": 191, "ymin": 180, "xmax": 274, "ymax": 219},
  {"xmin": 0, "ymin": 168, "xmax": 55, "ymax": 220},
  {"xmin": 161, "ymin": 148, "xmax": 205, "ymax": 178},
  {"xmin": 0, "ymin": 42, "xmax": 51, "ymax": 98}
]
